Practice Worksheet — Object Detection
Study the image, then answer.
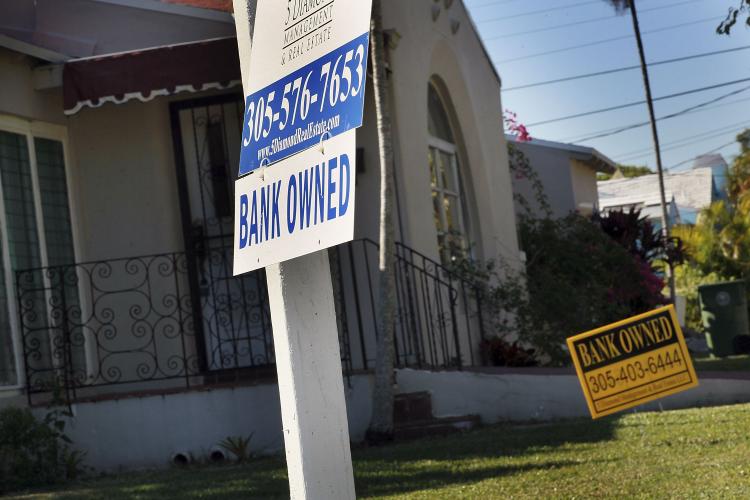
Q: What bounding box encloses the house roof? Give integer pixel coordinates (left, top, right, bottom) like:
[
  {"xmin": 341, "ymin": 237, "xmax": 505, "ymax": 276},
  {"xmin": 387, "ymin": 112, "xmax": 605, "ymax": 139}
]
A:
[
  {"xmin": 599, "ymin": 190, "xmax": 681, "ymax": 224},
  {"xmin": 159, "ymin": 0, "xmax": 232, "ymax": 12},
  {"xmin": 506, "ymin": 135, "xmax": 617, "ymax": 173},
  {"xmin": 692, "ymin": 153, "xmax": 728, "ymax": 170},
  {"xmin": 598, "ymin": 190, "xmax": 676, "ymax": 210},
  {"xmin": 0, "ymin": 0, "xmax": 234, "ymax": 62},
  {"xmin": 598, "ymin": 167, "xmax": 716, "ymax": 214}
]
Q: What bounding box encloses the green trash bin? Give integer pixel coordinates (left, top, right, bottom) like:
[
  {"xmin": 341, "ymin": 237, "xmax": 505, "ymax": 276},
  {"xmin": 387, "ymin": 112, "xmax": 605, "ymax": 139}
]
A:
[{"xmin": 698, "ymin": 280, "xmax": 749, "ymax": 358}]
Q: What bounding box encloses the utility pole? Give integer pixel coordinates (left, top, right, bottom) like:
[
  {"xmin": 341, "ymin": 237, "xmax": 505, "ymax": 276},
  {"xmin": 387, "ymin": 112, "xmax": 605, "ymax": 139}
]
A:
[{"xmin": 627, "ymin": 0, "xmax": 676, "ymax": 302}]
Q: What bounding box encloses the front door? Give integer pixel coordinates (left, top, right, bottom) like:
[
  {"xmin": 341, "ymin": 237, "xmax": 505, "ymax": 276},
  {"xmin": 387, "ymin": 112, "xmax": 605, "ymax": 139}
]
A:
[{"xmin": 170, "ymin": 95, "xmax": 274, "ymax": 375}]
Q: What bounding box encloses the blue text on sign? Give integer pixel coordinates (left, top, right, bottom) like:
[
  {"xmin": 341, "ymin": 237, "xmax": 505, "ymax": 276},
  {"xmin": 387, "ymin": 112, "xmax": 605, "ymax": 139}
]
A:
[
  {"xmin": 238, "ymin": 153, "xmax": 351, "ymax": 249},
  {"xmin": 238, "ymin": 32, "xmax": 370, "ymax": 176}
]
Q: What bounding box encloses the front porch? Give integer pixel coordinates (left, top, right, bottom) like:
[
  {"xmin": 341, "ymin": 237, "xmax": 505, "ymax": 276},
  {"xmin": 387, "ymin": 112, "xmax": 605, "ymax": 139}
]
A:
[{"xmin": 17, "ymin": 237, "xmax": 488, "ymax": 406}]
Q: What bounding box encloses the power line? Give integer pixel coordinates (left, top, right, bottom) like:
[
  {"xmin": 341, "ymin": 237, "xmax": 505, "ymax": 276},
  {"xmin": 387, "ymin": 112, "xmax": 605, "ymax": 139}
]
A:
[
  {"xmin": 482, "ymin": 0, "xmax": 703, "ymax": 41},
  {"xmin": 479, "ymin": 0, "xmax": 603, "ymax": 23},
  {"xmin": 526, "ymin": 77, "xmax": 750, "ymax": 127},
  {"xmin": 666, "ymin": 140, "xmax": 739, "ymax": 171},
  {"xmin": 503, "ymin": 45, "xmax": 750, "ymax": 92},
  {"xmin": 615, "ymin": 121, "xmax": 750, "ymax": 162},
  {"xmin": 559, "ymin": 97, "xmax": 750, "ymax": 143},
  {"xmin": 493, "ymin": 16, "xmax": 723, "ymax": 64},
  {"xmin": 569, "ymin": 85, "xmax": 750, "ymax": 142}
]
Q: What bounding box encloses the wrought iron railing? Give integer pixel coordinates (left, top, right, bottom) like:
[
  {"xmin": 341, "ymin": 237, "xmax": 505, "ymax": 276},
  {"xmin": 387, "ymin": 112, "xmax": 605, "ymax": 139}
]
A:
[
  {"xmin": 17, "ymin": 240, "xmax": 486, "ymax": 404},
  {"xmin": 17, "ymin": 253, "xmax": 202, "ymax": 403},
  {"xmin": 332, "ymin": 239, "xmax": 486, "ymax": 372}
]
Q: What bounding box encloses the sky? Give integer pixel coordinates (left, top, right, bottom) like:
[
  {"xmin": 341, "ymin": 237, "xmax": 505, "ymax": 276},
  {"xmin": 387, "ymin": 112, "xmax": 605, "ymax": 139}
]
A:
[{"xmin": 464, "ymin": 0, "xmax": 750, "ymax": 172}]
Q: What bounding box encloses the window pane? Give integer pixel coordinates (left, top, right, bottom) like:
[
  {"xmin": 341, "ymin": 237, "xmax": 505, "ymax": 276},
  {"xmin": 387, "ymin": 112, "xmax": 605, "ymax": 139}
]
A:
[
  {"xmin": 0, "ymin": 228, "xmax": 14, "ymax": 385},
  {"xmin": 0, "ymin": 132, "xmax": 41, "ymax": 271},
  {"xmin": 427, "ymin": 83, "xmax": 471, "ymax": 265},
  {"xmin": 35, "ymin": 138, "xmax": 75, "ymax": 267},
  {"xmin": 34, "ymin": 138, "xmax": 85, "ymax": 381},
  {"xmin": 438, "ymin": 151, "xmax": 458, "ymax": 194},
  {"xmin": 444, "ymin": 193, "xmax": 464, "ymax": 233},
  {"xmin": 432, "ymin": 191, "xmax": 444, "ymax": 233},
  {"xmin": 427, "ymin": 84, "xmax": 454, "ymax": 143},
  {"xmin": 0, "ymin": 130, "xmax": 34, "ymax": 386},
  {"xmin": 428, "ymin": 149, "xmax": 438, "ymax": 188}
]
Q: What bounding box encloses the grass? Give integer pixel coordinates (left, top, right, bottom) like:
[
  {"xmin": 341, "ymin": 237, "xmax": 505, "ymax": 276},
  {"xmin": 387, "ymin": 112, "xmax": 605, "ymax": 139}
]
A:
[
  {"xmin": 692, "ymin": 353, "xmax": 750, "ymax": 372},
  {"xmin": 9, "ymin": 403, "xmax": 750, "ymax": 499}
]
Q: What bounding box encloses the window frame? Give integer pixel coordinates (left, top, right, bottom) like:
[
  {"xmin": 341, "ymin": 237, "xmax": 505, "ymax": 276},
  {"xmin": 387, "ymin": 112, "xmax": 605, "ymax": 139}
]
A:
[
  {"xmin": 429, "ymin": 135, "xmax": 469, "ymax": 256},
  {"xmin": 0, "ymin": 114, "xmax": 81, "ymax": 391},
  {"xmin": 427, "ymin": 84, "xmax": 472, "ymax": 265}
]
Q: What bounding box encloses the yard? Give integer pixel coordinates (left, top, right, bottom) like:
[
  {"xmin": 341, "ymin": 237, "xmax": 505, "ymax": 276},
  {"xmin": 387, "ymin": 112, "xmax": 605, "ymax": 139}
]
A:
[{"xmin": 10, "ymin": 403, "xmax": 750, "ymax": 499}]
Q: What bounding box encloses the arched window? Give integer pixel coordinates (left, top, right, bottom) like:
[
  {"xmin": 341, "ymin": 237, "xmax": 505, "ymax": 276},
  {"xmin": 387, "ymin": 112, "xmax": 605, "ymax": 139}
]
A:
[{"xmin": 427, "ymin": 82, "xmax": 470, "ymax": 264}]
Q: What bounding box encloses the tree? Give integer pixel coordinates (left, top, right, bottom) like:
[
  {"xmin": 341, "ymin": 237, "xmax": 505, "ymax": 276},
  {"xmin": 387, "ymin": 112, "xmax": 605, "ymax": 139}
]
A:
[
  {"xmin": 672, "ymin": 129, "xmax": 750, "ymax": 328},
  {"xmin": 604, "ymin": 0, "xmax": 675, "ymax": 300},
  {"xmin": 366, "ymin": 0, "xmax": 398, "ymax": 443},
  {"xmin": 717, "ymin": 1, "xmax": 750, "ymax": 34},
  {"xmin": 597, "ymin": 165, "xmax": 653, "ymax": 181},
  {"xmin": 516, "ymin": 212, "xmax": 668, "ymax": 365}
]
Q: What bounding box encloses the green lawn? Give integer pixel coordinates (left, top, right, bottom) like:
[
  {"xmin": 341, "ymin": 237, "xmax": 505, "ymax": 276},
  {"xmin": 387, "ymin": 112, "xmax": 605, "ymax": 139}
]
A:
[{"xmin": 9, "ymin": 403, "xmax": 750, "ymax": 499}]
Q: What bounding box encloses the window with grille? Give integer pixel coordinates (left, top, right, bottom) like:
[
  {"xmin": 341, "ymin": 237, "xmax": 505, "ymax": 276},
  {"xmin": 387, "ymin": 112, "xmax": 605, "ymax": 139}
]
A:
[
  {"xmin": 427, "ymin": 82, "xmax": 471, "ymax": 265},
  {"xmin": 0, "ymin": 118, "xmax": 77, "ymax": 388}
]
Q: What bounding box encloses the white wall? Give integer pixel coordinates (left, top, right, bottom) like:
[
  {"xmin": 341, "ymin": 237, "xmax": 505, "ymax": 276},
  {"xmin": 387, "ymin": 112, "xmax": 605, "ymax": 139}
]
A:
[
  {"xmin": 353, "ymin": 0, "xmax": 522, "ymax": 266},
  {"xmin": 31, "ymin": 368, "xmax": 750, "ymax": 472},
  {"xmin": 66, "ymin": 98, "xmax": 184, "ymax": 261},
  {"xmin": 0, "ymin": 48, "xmax": 65, "ymax": 124},
  {"xmin": 396, "ymin": 368, "xmax": 750, "ymax": 422},
  {"xmin": 570, "ymin": 158, "xmax": 599, "ymax": 214},
  {"xmin": 511, "ymin": 141, "xmax": 577, "ymax": 219},
  {"xmin": 38, "ymin": 375, "xmax": 373, "ymax": 471}
]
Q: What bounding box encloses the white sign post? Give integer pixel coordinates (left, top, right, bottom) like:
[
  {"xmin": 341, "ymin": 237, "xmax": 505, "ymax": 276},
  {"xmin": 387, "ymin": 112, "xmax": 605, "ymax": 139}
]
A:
[{"xmin": 231, "ymin": 1, "xmax": 372, "ymax": 498}]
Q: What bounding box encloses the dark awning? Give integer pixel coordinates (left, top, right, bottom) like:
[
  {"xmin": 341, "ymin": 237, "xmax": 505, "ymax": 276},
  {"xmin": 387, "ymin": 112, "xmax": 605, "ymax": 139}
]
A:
[{"xmin": 63, "ymin": 37, "xmax": 241, "ymax": 115}]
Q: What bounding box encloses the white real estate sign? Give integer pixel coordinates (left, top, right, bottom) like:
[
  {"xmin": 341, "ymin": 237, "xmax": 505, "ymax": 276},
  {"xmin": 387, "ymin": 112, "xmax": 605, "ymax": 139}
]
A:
[
  {"xmin": 238, "ymin": 0, "xmax": 373, "ymax": 175},
  {"xmin": 231, "ymin": 1, "xmax": 373, "ymax": 497},
  {"xmin": 233, "ymin": 130, "xmax": 356, "ymax": 275},
  {"xmin": 234, "ymin": 0, "xmax": 372, "ymax": 275}
]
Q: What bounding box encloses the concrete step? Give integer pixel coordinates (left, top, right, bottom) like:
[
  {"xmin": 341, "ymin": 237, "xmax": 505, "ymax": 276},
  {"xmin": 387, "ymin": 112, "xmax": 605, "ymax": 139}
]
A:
[
  {"xmin": 394, "ymin": 414, "xmax": 481, "ymax": 441},
  {"xmin": 394, "ymin": 391, "xmax": 433, "ymax": 424}
]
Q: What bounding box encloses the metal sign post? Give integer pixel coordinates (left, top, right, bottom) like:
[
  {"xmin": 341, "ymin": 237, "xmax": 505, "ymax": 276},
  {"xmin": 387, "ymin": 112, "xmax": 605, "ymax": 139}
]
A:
[{"xmin": 231, "ymin": 0, "xmax": 372, "ymax": 498}]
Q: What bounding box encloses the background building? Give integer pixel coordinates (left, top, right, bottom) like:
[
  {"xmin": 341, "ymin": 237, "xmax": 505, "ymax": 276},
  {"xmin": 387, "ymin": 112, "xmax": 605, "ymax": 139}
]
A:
[
  {"xmin": 508, "ymin": 136, "xmax": 616, "ymax": 219},
  {"xmin": 598, "ymin": 155, "xmax": 729, "ymax": 226}
]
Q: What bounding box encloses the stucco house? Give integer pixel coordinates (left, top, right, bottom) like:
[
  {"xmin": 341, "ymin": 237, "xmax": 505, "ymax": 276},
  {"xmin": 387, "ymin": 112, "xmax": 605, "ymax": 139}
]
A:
[
  {"xmin": 508, "ymin": 136, "xmax": 616, "ymax": 219},
  {"xmin": 0, "ymin": 0, "xmax": 522, "ymax": 469}
]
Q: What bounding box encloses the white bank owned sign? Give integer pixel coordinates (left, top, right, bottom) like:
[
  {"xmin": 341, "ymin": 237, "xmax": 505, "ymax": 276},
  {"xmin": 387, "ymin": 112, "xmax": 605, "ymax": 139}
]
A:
[{"xmin": 233, "ymin": 0, "xmax": 372, "ymax": 275}]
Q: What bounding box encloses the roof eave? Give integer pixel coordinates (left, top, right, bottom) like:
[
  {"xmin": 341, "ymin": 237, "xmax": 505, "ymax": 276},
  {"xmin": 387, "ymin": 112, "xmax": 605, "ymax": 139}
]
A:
[{"xmin": 0, "ymin": 34, "xmax": 70, "ymax": 63}]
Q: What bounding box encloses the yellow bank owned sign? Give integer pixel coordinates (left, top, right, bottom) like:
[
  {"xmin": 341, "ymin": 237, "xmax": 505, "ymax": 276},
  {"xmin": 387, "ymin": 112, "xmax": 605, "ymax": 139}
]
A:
[{"xmin": 567, "ymin": 305, "xmax": 698, "ymax": 419}]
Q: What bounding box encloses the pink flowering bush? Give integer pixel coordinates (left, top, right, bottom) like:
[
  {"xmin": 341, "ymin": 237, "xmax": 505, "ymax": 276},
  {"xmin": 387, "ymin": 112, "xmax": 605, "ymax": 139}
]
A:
[{"xmin": 504, "ymin": 110, "xmax": 532, "ymax": 142}]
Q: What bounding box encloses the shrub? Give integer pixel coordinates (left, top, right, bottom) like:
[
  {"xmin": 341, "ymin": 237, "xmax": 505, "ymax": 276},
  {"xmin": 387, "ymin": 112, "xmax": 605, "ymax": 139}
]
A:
[
  {"xmin": 455, "ymin": 214, "xmax": 670, "ymax": 367},
  {"xmin": 0, "ymin": 407, "xmax": 63, "ymax": 492},
  {"xmin": 218, "ymin": 434, "xmax": 254, "ymax": 463},
  {"xmin": 479, "ymin": 337, "xmax": 537, "ymax": 367},
  {"xmin": 0, "ymin": 405, "xmax": 85, "ymax": 493},
  {"xmin": 517, "ymin": 214, "xmax": 665, "ymax": 364}
]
